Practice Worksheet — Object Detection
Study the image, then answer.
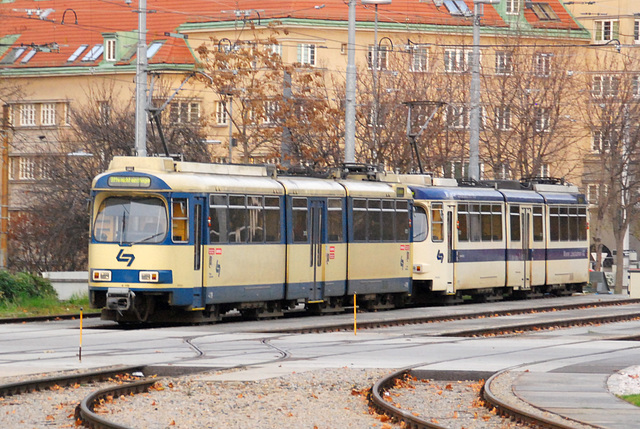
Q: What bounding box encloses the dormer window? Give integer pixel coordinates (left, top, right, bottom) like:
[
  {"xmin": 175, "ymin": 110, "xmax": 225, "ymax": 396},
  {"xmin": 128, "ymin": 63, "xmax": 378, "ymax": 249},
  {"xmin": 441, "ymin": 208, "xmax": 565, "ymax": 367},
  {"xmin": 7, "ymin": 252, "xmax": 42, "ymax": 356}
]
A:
[
  {"xmin": 105, "ymin": 39, "xmax": 116, "ymax": 62},
  {"xmin": 505, "ymin": 0, "xmax": 519, "ymax": 15}
]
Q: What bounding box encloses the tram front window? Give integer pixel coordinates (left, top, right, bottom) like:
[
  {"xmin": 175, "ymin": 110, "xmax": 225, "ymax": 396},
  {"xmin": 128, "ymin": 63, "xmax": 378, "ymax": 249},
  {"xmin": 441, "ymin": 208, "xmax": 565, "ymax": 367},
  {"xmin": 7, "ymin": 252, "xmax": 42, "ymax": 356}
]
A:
[{"xmin": 94, "ymin": 197, "xmax": 168, "ymax": 244}]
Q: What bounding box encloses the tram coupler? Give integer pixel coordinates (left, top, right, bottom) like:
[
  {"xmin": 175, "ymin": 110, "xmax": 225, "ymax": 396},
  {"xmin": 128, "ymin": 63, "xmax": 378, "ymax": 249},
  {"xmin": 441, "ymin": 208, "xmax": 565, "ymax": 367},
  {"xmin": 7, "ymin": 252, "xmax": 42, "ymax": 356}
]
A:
[{"xmin": 106, "ymin": 288, "xmax": 135, "ymax": 311}]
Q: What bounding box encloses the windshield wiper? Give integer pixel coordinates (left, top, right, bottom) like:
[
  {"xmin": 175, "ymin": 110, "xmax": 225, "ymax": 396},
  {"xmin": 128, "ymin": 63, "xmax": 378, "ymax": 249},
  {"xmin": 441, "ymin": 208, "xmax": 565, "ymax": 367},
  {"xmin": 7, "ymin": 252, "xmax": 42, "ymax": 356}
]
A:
[{"xmin": 133, "ymin": 232, "xmax": 165, "ymax": 244}]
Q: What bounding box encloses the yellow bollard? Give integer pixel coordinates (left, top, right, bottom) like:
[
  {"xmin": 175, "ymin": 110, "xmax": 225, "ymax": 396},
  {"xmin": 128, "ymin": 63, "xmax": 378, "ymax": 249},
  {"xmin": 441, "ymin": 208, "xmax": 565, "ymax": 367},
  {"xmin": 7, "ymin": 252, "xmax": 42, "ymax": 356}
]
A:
[
  {"xmin": 353, "ymin": 293, "xmax": 357, "ymax": 335},
  {"xmin": 79, "ymin": 307, "xmax": 83, "ymax": 362}
]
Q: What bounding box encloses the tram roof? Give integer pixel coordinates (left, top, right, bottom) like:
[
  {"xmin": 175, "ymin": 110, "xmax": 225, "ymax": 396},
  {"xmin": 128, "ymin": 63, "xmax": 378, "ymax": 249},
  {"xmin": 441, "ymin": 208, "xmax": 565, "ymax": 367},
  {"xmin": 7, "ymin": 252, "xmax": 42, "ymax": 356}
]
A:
[
  {"xmin": 277, "ymin": 177, "xmax": 346, "ymax": 197},
  {"xmin": 340, "ymin": 180, "xmax": 409, "ymax": 199},
  {"xmin": 499, "ymin": 189, "xmax": 545, "ymax": 204},
  {"xmin": 410, "ymin": 186, "xmax": 504, "ymax": 202},
  {"xmin": 538, "ymin": 191, "xmax": 586, "ymax": 205}
]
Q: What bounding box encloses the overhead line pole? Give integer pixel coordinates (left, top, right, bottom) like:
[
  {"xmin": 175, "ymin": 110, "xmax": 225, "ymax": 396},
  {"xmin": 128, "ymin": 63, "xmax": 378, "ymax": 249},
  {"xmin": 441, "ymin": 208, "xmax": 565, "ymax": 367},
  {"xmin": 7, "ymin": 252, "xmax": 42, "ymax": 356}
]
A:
[
  {"xmin": 344, "ymin": 0, "xmax": 357, "ymax": 163},
  {"xmin": 135, "ymin": 0, "xmax": 148, "ymax": 157}
]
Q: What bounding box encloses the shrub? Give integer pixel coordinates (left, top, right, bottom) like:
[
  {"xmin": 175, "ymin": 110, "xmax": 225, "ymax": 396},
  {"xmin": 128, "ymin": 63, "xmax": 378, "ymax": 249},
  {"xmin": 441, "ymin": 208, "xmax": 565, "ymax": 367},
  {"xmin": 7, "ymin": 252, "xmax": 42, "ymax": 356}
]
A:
[{"xmin": 0, "ymin": 271, "xmax": 57, "ymax": 304}]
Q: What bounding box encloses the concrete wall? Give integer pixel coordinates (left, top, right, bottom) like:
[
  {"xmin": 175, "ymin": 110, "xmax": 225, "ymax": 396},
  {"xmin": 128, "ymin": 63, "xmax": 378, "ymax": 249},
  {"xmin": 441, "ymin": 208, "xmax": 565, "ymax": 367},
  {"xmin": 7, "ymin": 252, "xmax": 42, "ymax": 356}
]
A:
[{"xmin": 42, "ymin": 271, "xmax": 88, "ymax": 301}]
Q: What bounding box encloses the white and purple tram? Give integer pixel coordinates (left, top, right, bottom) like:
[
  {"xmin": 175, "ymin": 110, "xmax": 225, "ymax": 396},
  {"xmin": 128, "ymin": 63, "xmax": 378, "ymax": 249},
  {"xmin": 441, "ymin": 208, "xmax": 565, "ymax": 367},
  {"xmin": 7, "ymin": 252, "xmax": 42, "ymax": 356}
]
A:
[{"xmin": 87, "ymin": 156, "xmax": 588, "ymax": 323}]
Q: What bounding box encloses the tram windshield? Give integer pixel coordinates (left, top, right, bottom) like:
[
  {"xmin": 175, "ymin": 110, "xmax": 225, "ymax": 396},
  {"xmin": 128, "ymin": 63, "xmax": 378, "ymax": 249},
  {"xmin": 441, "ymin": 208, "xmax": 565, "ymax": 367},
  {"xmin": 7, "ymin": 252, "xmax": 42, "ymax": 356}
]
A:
[{"xmin": 94, "ymin": 197, "xmax": 168, "ymax": 244}]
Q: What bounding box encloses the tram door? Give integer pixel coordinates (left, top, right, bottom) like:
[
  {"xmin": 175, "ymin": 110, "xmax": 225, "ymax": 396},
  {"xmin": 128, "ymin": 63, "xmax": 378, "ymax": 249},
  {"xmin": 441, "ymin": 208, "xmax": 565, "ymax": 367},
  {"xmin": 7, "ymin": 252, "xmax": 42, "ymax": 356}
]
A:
[
  {"xmin": 445, "ymin": 205, "xmax": 456, "ymax": 294},
  {"xmin": 309, "ymin": 200, "xmax": 326, "ymax": 302},
  {"xmin": 520, "ymin": 206, "xmax": 533, "ymax": 290},
  {"xmin": 192, "ymin": 198, "xmax": 206, "ymax": 309}
]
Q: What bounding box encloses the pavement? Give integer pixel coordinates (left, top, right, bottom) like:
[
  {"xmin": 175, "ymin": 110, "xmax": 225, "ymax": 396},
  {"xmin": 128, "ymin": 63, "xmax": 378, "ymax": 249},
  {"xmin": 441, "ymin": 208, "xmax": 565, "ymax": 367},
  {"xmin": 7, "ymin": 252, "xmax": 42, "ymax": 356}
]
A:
[{"xmin": 502, "ymin": 349, "xmax": 640, "ymax": 429}]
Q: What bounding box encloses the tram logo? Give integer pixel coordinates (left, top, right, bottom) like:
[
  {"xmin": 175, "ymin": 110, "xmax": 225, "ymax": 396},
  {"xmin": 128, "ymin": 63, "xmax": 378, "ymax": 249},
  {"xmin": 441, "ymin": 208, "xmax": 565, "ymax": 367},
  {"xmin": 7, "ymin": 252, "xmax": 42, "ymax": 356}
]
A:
[
  {"xmin": 116, "ymin": 249, "xmax": 135, "ymax": 267},
  {"xmin": 437, "ymin": 250, "xmax": 444, "ymax": 263}
]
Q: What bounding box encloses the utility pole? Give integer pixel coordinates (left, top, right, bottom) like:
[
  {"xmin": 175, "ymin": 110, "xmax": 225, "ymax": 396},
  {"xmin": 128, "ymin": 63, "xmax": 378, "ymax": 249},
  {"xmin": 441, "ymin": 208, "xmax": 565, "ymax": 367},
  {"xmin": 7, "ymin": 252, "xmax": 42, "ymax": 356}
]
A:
[
  {"xmin": 0, "ymin": 105, "xmax": 9, "ymax": 269},
  {"xmin": 135, "ymin": 0, "xmax": 148, "ymax": 157},
  {"xmin": 468, "ymin": 0, "xmax": 500, "ymax": 181},
  {"xmin": 344, "ymin": 0, "xmax": 357, "ymax": 163}
]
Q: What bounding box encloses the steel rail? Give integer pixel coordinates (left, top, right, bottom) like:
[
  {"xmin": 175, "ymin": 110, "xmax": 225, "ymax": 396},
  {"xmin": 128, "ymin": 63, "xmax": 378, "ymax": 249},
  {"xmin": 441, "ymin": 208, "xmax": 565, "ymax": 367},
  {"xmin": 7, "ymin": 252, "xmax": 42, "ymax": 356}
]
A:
[
  {"xmin": 77, "ymin": 378, "xmax": 160, "ymax": 429},
  {"xmin": 369, "ymin": 369, "xmax": 449, "ymax": 429},
  {"xmin": 483, "ymin": 370, "xmax": 598, "ymax": 429},
  {"xmin": 0, "ymin": 365, "xmax": 145, "ymax": 397}
]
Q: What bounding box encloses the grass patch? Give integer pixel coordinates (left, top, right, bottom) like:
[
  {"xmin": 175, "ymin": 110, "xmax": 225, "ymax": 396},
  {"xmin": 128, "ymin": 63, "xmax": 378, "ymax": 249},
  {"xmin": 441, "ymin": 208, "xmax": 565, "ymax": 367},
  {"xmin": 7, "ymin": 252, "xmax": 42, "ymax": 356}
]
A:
[
  {"xmin": 0, "ymin": 271, "xmax": 100, "ymax": 319},
  {"xmin": 620, "ymin": 394, "xmax": 640, "ymax": 407},
  {"xmin": 0, "ymin": 294, "xmax": 98, "ymax": 318}
]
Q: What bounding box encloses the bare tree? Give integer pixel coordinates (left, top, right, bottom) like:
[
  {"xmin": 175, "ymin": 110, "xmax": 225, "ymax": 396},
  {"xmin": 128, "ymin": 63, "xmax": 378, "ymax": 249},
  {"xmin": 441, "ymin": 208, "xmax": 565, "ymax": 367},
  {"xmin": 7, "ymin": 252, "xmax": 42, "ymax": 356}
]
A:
[
  {"xmin": 579, "ymin": 49, "xmax": 640, "ymax": 293},
  {"xmin": 8, "ymin": 80, "xmax": 210, "ymax": 272}
]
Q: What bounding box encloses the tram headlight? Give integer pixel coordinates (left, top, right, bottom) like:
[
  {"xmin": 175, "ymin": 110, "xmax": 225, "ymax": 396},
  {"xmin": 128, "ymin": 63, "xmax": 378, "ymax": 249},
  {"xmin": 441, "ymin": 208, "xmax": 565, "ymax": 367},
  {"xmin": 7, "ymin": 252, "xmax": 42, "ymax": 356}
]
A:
[
  {"xmin": 139, "ymin": 271, "xmax": 159, "ymax": 283},
  {"xmin": 92, "ymin": 270, "xmax": 112, "ymax": 282}
]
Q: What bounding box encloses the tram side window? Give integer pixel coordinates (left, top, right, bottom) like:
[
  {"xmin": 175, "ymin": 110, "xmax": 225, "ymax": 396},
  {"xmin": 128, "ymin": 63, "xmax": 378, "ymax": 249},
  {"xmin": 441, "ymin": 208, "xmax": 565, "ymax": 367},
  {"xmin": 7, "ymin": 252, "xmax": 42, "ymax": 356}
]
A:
[
  {"xmin": 492, "ymin": 205, "xmax": 503, "ymax": 241},
  {"xmin": 368, "ymin": 199, "xmax": 382, "ymax": 241},
  {"xmin": 533, "ymin": 206, "xmax": 543, "ymax": 241},
  {"xmin": 209, "ymin": 195, "xmax": 228, "ymax": 243},
  {"xmin": 172, "ymin": 198, "xmax": 189, "ymax": 243},
  {"xmin": 396, "ymin": 200, "xmax": 410, "ymax": 242},
  {"xmin": 265, "ymin": 196, "xmax": 281, "ymax": 243},
  {"xmin": 292, "ymin": 197, "xmax": 308, "ymax": 243},
  {"xmin": 228, "ymin": 195, "xmax": 247, "ymax": 243},
  {"xmin": 578, "ymin": 208, "xmax": 587, "ymax": 241},
  {"xmin": 353, "ymin": 199, "xmax": 367, "ymax": 241},
  {"xmin": 457, "ymin": 204, "xmax": 469, "ymax": 242},
  {"xmin": 469, "ymin": 204, "xmax": 481, "ymax": 242},
  {"xmin": 247, "ymin": 196, "xmax": 265, "ymax": 243},
  {"xmin": 431, "ymin": 203, "xmax": 444, "ymax": 242},
  {"xmin": 559, "ymin": 207, "xmax": 569, "ymax": 241},
  {"xmin": 413, "ymin": 206, "xmax": 428, "ymax": 242},
  {"xmin": 569, "ymin": 207, "xmax": 579, "ymax": 241},
  {"xmin": 510, "ymin": 206, "xmax": 521, "ymax": 242},
  {"xmin": 550, "ymin": 207, "xmax": 559, "ymax": 241},
  {"xmin": 382, "ymin": 200, "xmax": 395, "ymax": 241},
  {"xmin": 328, "ymin": 198, "xmax": 343, "ymax": 243}
]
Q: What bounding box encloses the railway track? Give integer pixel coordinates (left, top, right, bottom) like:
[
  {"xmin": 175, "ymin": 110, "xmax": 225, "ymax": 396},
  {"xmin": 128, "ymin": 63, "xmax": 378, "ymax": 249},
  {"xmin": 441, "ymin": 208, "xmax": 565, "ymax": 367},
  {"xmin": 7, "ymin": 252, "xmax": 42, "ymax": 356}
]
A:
[{"xmin": 2, "ymin": 298, "xmax": 638, "ymax": 428}]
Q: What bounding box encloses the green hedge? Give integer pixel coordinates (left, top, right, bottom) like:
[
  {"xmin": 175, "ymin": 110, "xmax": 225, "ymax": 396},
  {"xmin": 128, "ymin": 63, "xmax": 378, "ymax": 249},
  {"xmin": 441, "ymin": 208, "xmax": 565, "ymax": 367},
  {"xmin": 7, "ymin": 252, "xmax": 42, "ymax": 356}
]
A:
[{"xmin": 0, "ymin": 271, "xmax": 57, "ymax": 303}]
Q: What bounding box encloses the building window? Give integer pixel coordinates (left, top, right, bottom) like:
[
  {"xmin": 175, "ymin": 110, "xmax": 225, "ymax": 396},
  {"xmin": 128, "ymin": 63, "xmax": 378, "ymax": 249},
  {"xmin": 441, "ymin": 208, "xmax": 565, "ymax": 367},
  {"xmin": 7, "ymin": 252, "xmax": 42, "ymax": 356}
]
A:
[
  {"xmin": 591, "ymin": 75, "xmax": 619, "ymax": 98},
  {"xmin": 11, "ymin": 157, "xmax": 50, "ymax": 181},
  {"xmin": 595, "ymin": 20, "xmax": 619, "ymax": 42},
  {"xmin": 367, "ymin": 45, "xmax": 388, "ymax": 70},
  {"xmin": 444, "ymin": 48, "xmax": 472, "ymax": 73},
  {"xmin": 534, "ymin": 107, "xmax": 550, "ymax": 132},
  {"xmin": 297, "ymin": 44, "xmax": 316, "ymax": 66},
  {"xmin": 495, "ymin": 51, "xmax": 513, "ymax": 75},
  {"xmin": 20, "ymin": 104, "xmax": 36, "ymax": 127},
  {"xmin": 411, "ymin": 46, "xmax": 428, "ymax": 72},
  {"xmin": 266, "ymin": 43, "xmax": 281, "ymax": 57},
  {"xmin": 633, "ymin": 75, "xmax": 640, "ymax": 98},
  {"xmin": 534, "ymin": 52, "xmax": 552, "ymax": 77},
  {"xmin": 495, "ymin": 163, "xmax": 511, "ymax": 180},
  {"xmin": 169, "ymin": 101, "xmax": 200, "ymax": 124},
  {"xmin": 505, "ymin": 0, "xmax": 519, "ymax": 15},
  {"xmin": 41, "ymin": 103, "xmax": 56, "ymax": 126},
  {"xmin": 446, "ymin": 104, "xmax": 468, "ymax": 129},
  {"xmin": 635, "ymin": 20, "xmax": 640, "ymax": 44},
  {"xmin": 538, "ymin": 163, "xmax": 550, "ymax": 178},
  {"xmin": 592, "ymin": 129, "xmax": 616, "ymax": 153},
  {"xmin": 216, "ymin": 101, "xmax": 227, "ymax": 125},
  {"xmin": 495, "ymin": 106, "xmax": 511, "ymax": 131},
  {"xmin": 105, "ymin": 39, "xmax": 117, "ymax": 62},
  {"xmin": 263, "ymin": 100, "xmax": 278, "ymax": 125}
]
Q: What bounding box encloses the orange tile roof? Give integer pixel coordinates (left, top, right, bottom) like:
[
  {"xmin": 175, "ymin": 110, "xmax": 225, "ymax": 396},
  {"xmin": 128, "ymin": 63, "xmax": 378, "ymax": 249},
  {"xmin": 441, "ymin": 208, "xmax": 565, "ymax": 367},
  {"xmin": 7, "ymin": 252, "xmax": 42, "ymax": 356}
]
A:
[{"xmin": 0, "ymin": 0, "xmax": 583, "ymax": 70}]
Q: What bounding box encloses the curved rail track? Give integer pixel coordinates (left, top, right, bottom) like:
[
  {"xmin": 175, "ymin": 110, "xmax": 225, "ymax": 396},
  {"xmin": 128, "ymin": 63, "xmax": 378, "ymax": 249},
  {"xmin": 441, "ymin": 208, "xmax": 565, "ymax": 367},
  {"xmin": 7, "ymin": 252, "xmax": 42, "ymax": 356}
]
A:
[{"xmin": 3, "ymin": 297, "xmax": 639, "ymax": 428}]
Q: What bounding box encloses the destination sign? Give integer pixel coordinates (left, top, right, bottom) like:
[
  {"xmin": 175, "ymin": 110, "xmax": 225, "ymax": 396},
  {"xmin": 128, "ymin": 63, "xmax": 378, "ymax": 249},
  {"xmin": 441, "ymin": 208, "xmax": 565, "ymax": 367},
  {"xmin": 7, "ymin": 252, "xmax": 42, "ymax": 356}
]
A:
[{"xmin": 108, "ymin": 176, "xmax": 151, "ymax": 188}]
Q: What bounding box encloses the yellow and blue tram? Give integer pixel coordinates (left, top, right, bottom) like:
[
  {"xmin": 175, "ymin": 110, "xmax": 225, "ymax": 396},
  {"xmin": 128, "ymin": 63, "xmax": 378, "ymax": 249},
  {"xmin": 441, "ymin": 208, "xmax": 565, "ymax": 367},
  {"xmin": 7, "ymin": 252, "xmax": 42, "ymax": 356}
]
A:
[
  {"xmin": 88, "ymin": 157, "xmax": 412, "ymax": 322},
  {"xmin": 88, "ymin": 157, "xmax": 589, "ymax": 323}
]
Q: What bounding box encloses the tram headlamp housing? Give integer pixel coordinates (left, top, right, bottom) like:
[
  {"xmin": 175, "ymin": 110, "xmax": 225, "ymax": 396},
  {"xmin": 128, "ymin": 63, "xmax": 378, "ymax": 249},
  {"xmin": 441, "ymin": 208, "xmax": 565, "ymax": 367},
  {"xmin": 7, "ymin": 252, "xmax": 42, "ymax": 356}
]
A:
[
  {"xmin": 92, "ymin": 270, "xmax": 112, "ymax": 282},
  {"xmin": 139, "ymin": 271, "xmax": 159, "ymax": 283}
]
